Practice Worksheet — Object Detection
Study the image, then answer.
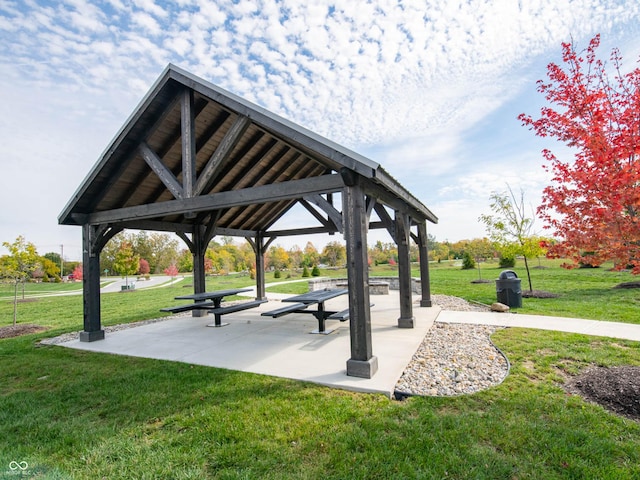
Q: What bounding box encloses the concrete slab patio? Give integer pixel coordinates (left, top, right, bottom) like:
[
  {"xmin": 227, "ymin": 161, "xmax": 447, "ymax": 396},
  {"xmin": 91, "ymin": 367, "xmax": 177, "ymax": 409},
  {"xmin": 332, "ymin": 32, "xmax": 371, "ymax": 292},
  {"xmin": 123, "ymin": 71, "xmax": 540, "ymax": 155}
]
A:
[{"xmin": 60, "ymin": 293, "xmax": 440, "ymax": 398}]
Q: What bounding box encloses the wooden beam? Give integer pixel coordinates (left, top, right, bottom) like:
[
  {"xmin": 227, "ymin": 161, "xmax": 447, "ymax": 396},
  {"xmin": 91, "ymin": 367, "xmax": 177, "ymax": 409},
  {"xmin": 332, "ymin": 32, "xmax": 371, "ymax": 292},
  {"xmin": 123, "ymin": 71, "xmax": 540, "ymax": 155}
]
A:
[
  {"xmin": 300, "ymin": 199, "xmax": 335, "ymax": 231},
  {"xmin": 395, "ymin": 211, "xmax": 414, "ymax": 328},
  {"xmin": 374, "ymin": 203, "xmax": 396, "ymax": 242},
  {"xmin": 303, "ymin": 193, "xmax": 343, "ymax": 232},
  {"xmin": 176, "ymin": 231, "xmax": 193, "ymax": 251},
  {"xmin": 203, "ymin": 210, "xmax": 221, "ymax": 245},
  {"xmin": 417, "ymin": 221, "xmax": 433, "ymax": 307},
  {"xmin": 343, "ymin": 180, "xmax": 377, "ymax": 378},
  {"xmin": 362, "ymin": 179, "xmax": 431, "ymax": 223},
  {"xmin": 214, "ymin": 227, "xmax": 257, "ymax": 237},
  {"xmin": 366, "ymin": 196, "xmax": 376, "ymax": 221},
  {"xmin": 194, "ymin": 115, "xmax": 251, "ymax": 196},
  {"xmin": 139, "ymin": 142, "xmax": 184, "ymax": 199},
  {"xmin": 80, "ymin": 224, "xmax": 105, "ymax": 342},
  {"xmin": 88, "ymin": 174, "xmax": 345, "ymax": 225},
  {"xmin": 265, "ymin": 225, "xmax": 339, "ymax": 237},
  {"xmin": 181, "ymin": 88, "xmax": 196, "ymax": 198}
]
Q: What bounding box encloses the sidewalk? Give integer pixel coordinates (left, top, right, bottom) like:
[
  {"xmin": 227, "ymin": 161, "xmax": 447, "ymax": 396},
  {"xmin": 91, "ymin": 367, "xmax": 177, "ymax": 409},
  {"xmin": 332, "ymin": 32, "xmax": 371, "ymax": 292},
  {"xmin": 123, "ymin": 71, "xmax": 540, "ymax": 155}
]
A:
[{"xmin": 437, "ymin": 310, "xmax": 640, "ymax": 342}]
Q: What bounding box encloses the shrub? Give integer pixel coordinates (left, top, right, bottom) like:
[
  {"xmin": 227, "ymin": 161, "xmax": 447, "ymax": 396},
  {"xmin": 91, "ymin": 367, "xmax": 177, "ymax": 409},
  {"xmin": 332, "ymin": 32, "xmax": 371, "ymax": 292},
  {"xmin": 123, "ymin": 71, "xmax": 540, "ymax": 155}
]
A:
[
  {"xmin": 462, "ymin": 252, "xmax": 475, "ymax": 270},
  {"xmin": 302, "ymin": 266, "xmax": 310, "ymax": 277},
  {"xmin": 311, "ymin": 265, "xmax": 321, "ymax": 276},
  {"xmin": 499, "ymin": 253, "xmax": 516, "ymax": 268}
]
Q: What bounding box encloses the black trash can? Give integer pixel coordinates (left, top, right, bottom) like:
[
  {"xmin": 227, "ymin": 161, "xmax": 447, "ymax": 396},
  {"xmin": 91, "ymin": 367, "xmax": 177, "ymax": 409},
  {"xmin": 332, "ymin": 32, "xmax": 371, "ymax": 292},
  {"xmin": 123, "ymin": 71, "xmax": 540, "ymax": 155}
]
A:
[{"xmin": 496, "ymin": 270, "xmax": 522, "ymax": 308}]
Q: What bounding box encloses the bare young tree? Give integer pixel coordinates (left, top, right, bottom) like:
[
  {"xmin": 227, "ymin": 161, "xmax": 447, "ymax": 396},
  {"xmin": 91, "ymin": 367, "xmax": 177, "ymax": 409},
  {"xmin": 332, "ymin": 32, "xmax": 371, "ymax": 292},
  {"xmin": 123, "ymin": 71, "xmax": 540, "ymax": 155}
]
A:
[{"xmin": 479, "ymin": 186, "xmax": 544, "ymax": 292}]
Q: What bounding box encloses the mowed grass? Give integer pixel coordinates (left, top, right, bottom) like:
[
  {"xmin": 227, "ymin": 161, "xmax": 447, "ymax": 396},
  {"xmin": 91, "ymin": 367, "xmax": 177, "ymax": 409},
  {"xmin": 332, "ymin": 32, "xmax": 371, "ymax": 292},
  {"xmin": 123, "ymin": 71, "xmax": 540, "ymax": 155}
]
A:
[
  {"xmin": 1, "ymin": 263, "xmax": 640, "ymax": 478},
  {"xmin": 421, "ymin": 258, "xmax": 640, "ymax": 323}
]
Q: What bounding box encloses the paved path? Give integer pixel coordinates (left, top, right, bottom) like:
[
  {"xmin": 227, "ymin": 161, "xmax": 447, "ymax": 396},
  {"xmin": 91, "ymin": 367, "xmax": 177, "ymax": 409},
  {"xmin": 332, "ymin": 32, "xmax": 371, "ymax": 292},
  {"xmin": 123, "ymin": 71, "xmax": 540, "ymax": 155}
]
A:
[
  {"xmin": 437, "ymin": 310, "xmax": 640, "ymax": 342},
  {"xmin": 99, "ymin": 275, "xmax": 175, "ymax": 293}
]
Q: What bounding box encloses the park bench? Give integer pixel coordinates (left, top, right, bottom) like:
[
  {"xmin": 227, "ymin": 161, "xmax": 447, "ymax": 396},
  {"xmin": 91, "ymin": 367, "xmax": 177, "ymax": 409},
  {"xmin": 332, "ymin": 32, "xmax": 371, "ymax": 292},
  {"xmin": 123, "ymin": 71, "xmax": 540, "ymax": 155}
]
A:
[
  {"xmin": 260, "ymin": 302, "xmax": 308, "ymax": 318},
  {"xmin": 261, "ymin": 289, "xmax": 349, "ymax": 334},
  {"xmin": 203, "ymin": 299, "xmax": 267, "ymax": 327},
  {"xmin": 160, "ymin": 301, "xmax": 216, "ymax": 314},
  {"xmin": 161, "ymin": 288, "xmax": 266, "ymax": 327}
]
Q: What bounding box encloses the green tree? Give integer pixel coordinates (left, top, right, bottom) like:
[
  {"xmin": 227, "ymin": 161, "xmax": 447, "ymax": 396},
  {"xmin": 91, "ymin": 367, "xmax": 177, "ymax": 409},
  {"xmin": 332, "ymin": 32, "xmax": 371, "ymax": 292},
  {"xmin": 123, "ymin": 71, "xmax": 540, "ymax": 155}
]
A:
[
  {"xmin": 1, "ymin": 236, "xmax": 40, "ymax": 325},
  {"xmin": 461, "ymin": 251, "xmax": 475, "ymax": 270},
  {"xmin": 432, "ymin": 242, "xmax": 450, "ymax": 262},
  {"xmin": 267, "ymin": 245, "xmax": 290, "ymax": 271},
  {"xmin": 113, "ymin": 241, "xmax": 140, "ymax": 289},
  {"xmin": 288, "ymin": 245, "xmax": 303, "ymax": 269},
  {"xmin": 177, "ymin": 249, "xmax": 193, "ymax": 273},
  {"xmin": 302, "ymin": 242, "xmax": 320, "ymax": 268},
  {"xmin": 479, "ymin": 186, "xmax": 544, "ymax": 292},
  {"xmin": 321, "ymin": 241, "xmax": 346, "ymax": 267},
  {"xmin": 44, "ymin": 252, "xmax": 63, "ymax": 276},
  {"xmin": 466, "ymin": 237, "xmax": 495, "ymax": 281}
]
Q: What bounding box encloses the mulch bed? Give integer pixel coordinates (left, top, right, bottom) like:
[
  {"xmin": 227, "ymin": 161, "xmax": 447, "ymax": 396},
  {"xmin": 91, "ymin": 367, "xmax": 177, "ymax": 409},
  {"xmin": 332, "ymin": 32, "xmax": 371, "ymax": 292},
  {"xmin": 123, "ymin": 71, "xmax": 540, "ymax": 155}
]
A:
[
  {"xmin": 613, "ymin": 281, "xmax": 640, "ymax": 289},
  {"xmin": 566, "ymin": 366, "xmax": 640, "ymax": 421},
  {"xmin": 0, "ymin": 324, "xmax": 47, "ymax": 339}
]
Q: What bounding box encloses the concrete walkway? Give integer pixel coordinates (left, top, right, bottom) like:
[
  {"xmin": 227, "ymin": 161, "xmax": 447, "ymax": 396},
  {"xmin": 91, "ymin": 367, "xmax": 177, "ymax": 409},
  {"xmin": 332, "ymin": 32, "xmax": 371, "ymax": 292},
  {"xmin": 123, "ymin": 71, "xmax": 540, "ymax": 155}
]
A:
[
  {"xmin": 61, "ymin": 293, "xmax": 440, "ymax": 398},
  {"xmin": 437, "ymin": 310, "xmax": 640, "ymax": 342},
  {"xmin": 59, "ymin": 292, "xmax": 640, "ymax": 397}
]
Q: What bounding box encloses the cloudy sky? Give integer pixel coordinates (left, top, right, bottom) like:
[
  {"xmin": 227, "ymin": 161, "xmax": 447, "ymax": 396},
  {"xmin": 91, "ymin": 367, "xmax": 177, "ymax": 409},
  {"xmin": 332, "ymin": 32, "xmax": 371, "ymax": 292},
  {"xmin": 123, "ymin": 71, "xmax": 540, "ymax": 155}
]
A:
[{"xmin": 1, "ymin": 0, "xmax": 639, "ymax": 260}]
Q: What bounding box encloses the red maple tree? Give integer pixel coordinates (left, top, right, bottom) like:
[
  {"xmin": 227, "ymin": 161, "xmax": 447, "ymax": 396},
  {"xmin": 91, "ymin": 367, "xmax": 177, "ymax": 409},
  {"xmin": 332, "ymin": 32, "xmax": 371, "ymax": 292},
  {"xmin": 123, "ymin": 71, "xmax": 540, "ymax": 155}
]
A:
[
  {"xmin": 519, "ymin": 35, "xmax": 640, "ymax": 273},
  {"xmin": 72, "ymin": 264, "xmax": 83, "ymax": 281}
]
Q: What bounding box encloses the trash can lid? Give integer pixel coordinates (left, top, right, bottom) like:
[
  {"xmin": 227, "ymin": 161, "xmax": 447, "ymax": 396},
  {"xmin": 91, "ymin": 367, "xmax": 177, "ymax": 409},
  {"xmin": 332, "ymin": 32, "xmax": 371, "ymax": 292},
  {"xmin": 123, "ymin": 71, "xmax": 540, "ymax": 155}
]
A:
[{"xmin": 498, "ymin": 270, "xmax": 518, "ymax": 279}]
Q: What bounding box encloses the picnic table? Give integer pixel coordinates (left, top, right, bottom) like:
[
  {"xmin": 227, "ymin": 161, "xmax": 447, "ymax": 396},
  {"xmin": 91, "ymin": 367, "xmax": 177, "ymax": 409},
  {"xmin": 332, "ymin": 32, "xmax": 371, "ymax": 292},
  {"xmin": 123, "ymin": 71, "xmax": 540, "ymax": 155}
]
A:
[
  {"xmin": 261, "ymin": 288, "xmax": 349, "ymax": 334},
  {"xmin": 161, "ymin": 288, "xmax": 266, "ymax": 327}
]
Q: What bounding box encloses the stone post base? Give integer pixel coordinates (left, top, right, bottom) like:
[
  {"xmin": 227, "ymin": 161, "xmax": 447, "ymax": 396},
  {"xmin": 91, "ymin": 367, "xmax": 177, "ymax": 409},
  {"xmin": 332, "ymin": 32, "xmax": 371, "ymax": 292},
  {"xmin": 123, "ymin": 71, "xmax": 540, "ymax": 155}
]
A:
[
  {"xmin": 79, "ymin": 330, "xmax": 105, "ymax": 342},
  {"xmin": 346, "ymin": 356, "xmax": 379, "ymax": 379},
  {"xmin": 398, "ymin": 316, "xmax": 415, "ymax": 328}
]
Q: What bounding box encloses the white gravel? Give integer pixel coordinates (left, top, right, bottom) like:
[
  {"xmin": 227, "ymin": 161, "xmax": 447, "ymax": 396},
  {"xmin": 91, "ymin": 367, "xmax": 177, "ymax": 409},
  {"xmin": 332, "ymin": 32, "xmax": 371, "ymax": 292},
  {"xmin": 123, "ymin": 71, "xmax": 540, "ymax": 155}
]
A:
[{"xmin": 395, "ymin": 294, "xmax": 509, "ymax": 397}]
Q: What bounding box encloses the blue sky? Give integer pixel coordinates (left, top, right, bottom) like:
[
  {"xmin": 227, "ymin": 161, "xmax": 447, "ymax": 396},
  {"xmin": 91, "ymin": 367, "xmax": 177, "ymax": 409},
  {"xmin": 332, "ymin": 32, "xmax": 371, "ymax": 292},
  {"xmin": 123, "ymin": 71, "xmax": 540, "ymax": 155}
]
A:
[{"xmin": 1, "ymin": 0, "xmax": 639, "ymax": 260}]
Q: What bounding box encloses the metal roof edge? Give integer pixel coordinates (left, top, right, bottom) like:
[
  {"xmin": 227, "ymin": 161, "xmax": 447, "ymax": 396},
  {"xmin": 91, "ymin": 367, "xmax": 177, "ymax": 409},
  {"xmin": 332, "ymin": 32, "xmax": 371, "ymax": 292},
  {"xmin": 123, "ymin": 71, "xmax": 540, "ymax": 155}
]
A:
[{"xmin": 373, "ymin": 167, "xmax": 438, "ymax": 224}]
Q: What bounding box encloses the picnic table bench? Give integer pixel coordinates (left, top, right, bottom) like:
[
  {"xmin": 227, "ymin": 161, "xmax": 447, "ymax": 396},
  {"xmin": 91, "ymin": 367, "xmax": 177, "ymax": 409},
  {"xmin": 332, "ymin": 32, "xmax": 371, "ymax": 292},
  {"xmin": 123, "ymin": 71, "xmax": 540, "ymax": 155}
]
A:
[
  {"xmin": 161, "ymin": 288, "xmax": 266, "ymax": 327},
  {"xmin": 261, "ymin": 288, "xmax": 349, "ymax": 334}
]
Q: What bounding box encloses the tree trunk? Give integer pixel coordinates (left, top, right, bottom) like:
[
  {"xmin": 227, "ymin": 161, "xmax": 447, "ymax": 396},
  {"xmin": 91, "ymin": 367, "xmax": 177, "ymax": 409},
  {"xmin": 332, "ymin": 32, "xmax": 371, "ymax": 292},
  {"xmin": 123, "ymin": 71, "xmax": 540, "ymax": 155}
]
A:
[
  {"xmin": 13, "ymin": 281, "xmax": 18, "ymax": 326},
  {"xmin": 524, "ymin": 256, "xmax": 533, "ymax": 292}
]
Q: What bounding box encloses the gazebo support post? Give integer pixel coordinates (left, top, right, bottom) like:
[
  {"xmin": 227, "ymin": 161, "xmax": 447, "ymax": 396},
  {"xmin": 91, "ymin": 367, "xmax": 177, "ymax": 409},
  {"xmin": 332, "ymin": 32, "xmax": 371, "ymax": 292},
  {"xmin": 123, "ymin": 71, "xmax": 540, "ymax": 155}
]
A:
[
  {"xmin": 192, "ymin": 226, "xmax": 207, "ymax": 317},
  {"xmin": 395, "ymin": 211, "xmax": 415, "ymax": 328},
  {"xmin": 342, "ymin": 170, "xmax": 378, "ymax": 378},
  {"xmin": 80, "ymin": 224, "xmax": 104, "ymax": 342},
  {"xmin": 251, "ymin": 233, "xmax": 272, "ymax": 301},
  {"xmin": 254, "ymin": 236, "xmax": 266, "ymax": 301},
  {"xmin": 247, "ymin": 233, "xmax": 274, "ymax": 301},
  {"xmin": 417, "ymin": 221, "xmax": 433, "ymax": 307}
]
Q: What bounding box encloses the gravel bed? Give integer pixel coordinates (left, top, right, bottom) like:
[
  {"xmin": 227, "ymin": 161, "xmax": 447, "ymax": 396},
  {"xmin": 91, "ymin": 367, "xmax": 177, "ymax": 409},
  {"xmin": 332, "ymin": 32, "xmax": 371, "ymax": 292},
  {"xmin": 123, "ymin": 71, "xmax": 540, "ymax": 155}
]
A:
[{"xmin": 395, "ymin": 294, "xmax": 509, "ymax": 397}]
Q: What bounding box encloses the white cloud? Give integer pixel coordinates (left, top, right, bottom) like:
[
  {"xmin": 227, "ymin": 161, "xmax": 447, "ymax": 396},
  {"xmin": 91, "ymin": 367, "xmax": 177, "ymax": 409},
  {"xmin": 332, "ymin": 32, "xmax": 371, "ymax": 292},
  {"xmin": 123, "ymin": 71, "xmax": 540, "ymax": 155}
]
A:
[
  {"xmin": 133, "ymin": 0, "xmax": 168, "ymax": 19},
  {"xmin": 131, "ymin": 11, "xmax": 162, "ymax": 36},
  {"xmin": 1, "ymin": 0, "xmax": 640, "ymax": 254}
]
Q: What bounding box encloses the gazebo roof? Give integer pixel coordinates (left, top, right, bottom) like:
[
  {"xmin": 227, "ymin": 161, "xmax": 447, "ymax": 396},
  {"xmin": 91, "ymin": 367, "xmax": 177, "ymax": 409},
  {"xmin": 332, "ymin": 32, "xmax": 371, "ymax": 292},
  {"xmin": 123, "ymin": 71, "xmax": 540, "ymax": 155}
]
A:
[{"xmin": 59, "ymin": 64, "xmax": 436, "ymax": 238}]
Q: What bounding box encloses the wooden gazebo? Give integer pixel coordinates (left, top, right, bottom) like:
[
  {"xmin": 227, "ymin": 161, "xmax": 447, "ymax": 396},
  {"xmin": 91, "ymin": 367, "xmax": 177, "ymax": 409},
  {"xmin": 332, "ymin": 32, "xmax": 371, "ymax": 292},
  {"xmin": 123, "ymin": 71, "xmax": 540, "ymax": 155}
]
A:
[{"xmin": 59, "ymin": 65, "xmax": 438, "ymax": 378}]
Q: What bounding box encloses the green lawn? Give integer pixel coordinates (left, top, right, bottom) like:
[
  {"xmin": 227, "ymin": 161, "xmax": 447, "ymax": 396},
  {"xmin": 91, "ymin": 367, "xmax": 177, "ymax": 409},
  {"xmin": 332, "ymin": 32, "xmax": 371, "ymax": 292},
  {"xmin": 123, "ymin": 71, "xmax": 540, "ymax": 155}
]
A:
[
  {"xmin": 1, "ymin": 264, "xmax": 640, "ymax": 478},
  {"xmin": 421, "ymin": 259, "xmax": 640, "ymax": 323}
]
